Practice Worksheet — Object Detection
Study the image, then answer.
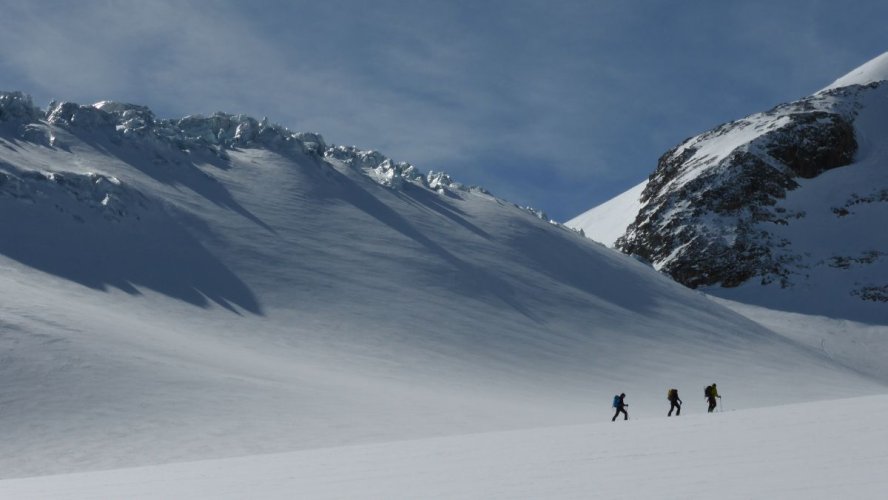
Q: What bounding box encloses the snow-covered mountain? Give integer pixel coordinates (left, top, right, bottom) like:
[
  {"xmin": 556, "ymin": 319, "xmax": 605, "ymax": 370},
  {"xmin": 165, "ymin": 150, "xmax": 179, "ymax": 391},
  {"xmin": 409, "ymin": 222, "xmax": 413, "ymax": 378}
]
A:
[
  {"xmin": 567, "ymin": 52, "xmax": 888, "ymax": 323},
  {"xmin": 0, "ymin": 89, "xmax": 884, "ymax": 481}
]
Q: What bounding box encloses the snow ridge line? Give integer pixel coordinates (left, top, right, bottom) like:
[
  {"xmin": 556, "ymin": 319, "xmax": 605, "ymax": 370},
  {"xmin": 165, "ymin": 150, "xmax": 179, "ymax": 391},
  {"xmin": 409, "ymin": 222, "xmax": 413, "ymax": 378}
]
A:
[{"xmin": 0, "ymin": 90, "xmax": 563, "ymax": 228}]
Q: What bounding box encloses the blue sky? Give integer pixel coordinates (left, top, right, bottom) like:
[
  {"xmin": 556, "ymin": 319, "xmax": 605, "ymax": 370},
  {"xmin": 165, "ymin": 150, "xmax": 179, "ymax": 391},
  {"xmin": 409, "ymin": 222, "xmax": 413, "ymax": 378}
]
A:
[{"xmin": 1, "ymin": 1, "xmax": 886, "ymax": 220}]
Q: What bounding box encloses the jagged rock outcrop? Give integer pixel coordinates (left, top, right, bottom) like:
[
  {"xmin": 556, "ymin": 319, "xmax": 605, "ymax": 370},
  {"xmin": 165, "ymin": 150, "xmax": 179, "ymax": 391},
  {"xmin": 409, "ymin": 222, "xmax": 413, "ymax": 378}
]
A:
[
  {"xmin": 0, "ymin": 170, "xmax": 146, "ymax": 223},
  {"xmin": 616, "ymin": 82, "xmax": 878, "ymax": 289},
  {"xmin": 1, "ymin": 90, "xmax": 576, "ymax": 244}
]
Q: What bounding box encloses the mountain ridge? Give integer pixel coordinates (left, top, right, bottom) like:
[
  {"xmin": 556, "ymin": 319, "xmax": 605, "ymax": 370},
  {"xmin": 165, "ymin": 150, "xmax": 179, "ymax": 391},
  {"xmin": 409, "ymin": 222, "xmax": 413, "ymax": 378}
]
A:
[
  {"xmin": 567, "ymin": 52, "xmax": 888, "ymax": 322},
  {"xmin": 2, "ymin": 90, "xmax": 565, "ymax": 224}
]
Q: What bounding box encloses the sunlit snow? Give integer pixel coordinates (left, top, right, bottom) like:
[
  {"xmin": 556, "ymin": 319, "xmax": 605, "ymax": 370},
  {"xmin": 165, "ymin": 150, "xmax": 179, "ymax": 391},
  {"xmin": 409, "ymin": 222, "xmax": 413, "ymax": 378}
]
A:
[{"xmin": 1, "ymin": 50, "xmax": 888, "ymax": 498}]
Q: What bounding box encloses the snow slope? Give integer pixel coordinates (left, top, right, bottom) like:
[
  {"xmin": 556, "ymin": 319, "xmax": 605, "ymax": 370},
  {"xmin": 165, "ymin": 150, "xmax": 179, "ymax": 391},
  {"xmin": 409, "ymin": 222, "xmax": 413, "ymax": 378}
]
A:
[
  {"xmin": 822, "ymin": 50, "xmax": 888, "ymax": 91},
  {"xmin": 712, "ymin": 297, "xmax": 888, "ymax": 383},
  {"xmin": 2, "ymin": 395, "xmax": 887, "ymax": 499},
  {"xmin": 0, "ymin": 92, "xmax": 885, "ymax": 480},
  {"xmin": 565, "ymin": 181, "xmax": 644, "ymax": 246}
]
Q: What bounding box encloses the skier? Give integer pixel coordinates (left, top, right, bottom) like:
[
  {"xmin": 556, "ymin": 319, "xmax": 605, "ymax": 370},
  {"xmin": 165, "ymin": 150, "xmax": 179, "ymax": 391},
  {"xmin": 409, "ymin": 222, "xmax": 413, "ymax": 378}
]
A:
[
  {"xmin": 612, "ymin": 392, "xmax": 628, "ymax": 421},
  {"xmin": 667, "ymin": 388, "xmax": 682, "ymax": 416},
  {"xmin": 705, "ymin": 383, "xmax": 721, "ymax": 413}
]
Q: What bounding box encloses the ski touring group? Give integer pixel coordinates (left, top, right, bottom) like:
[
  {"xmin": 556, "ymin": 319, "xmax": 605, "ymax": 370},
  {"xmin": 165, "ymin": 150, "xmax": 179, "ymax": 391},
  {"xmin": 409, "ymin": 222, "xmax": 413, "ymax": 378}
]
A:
[{"xmin": 611, "ymin": 383, "xmax": 722, "ymax": 421}]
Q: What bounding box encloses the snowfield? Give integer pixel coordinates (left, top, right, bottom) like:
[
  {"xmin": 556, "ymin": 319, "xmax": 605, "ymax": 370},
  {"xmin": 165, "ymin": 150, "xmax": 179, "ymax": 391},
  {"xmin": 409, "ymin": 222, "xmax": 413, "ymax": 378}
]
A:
[
  {"xmin": 1, "ymin": 85, "xmax": 886, "ymax": 498},
  {"xmin": 2, "ymin": 395, "xmax": 887, "ymax": 499}
]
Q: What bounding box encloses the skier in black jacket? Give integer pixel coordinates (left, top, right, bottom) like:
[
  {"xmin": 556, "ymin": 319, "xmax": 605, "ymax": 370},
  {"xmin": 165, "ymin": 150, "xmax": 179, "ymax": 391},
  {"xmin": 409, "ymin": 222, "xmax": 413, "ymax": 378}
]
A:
[{"xmin": 667, "ymin": 388, "xmax": 682, "ymax": 416}]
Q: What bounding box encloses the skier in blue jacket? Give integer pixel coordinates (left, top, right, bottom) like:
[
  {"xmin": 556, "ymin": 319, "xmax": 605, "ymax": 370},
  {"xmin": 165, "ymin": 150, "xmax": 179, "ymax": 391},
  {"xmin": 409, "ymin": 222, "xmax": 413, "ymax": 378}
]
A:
[{"xmin": 612, "ymin": 393, "xmax": 628, "ymax": 421}]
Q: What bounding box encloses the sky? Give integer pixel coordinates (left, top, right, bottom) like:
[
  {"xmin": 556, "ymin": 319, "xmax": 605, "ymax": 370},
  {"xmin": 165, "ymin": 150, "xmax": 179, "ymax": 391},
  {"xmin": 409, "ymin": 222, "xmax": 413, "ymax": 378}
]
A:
[{"xmin": 1, "ymin": 1, "xmax": 887, "ymax": 221}]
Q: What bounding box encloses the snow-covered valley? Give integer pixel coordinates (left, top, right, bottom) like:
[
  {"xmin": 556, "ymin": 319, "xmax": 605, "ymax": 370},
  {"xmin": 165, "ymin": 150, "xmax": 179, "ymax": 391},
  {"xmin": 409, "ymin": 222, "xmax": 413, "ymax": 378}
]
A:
[{"xmin": 1, "ymin": 84, "xmax": 886, "ymax": 498}]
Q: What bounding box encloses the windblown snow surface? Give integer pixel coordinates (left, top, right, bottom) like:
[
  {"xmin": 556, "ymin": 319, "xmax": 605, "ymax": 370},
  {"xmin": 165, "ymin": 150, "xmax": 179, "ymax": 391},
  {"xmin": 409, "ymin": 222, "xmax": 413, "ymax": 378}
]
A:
[{"xmin": 0, "ymin": 90, "xmax": 885, "ymax": 498}]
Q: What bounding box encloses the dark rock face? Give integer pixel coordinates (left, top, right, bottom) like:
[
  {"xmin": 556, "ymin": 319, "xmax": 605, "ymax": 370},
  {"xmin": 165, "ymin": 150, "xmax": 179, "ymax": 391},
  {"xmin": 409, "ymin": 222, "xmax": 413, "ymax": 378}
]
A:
[
  {"xmin": 616, "ymin": 85, "xmax": 869, "ymax": 289},
  {"xmin": 620, "ymin": 151, "xmax": 801, "ymax": 288},
  {"xmin": 852, "ymin": 285, "xmax": 888, "ymax": 302},
  {"xmin": 763, "ymin": 112, "xmax": 856, "ymax": 178}
]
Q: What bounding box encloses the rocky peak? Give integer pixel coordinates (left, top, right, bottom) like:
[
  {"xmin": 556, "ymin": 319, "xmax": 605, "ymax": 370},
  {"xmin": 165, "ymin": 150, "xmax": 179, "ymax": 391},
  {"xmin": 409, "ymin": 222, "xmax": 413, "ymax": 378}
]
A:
[{"xmin": 616, "ymin": 79, "xmax": 884, "ymax": 291}]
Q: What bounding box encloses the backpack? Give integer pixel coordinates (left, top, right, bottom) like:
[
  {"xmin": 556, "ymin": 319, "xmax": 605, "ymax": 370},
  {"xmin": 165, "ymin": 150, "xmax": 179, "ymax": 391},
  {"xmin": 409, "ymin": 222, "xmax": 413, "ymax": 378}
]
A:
[
  {"xmin": 704, "ymin": 385, "xmax": 712, "ymax": 398},
  {"xmin": 668, "ymin": 388, "xmax": 677, "ymax": 400},
  {"xmin": 612, "ymin": 395, "xmax": 620, "ymax": 408}
]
